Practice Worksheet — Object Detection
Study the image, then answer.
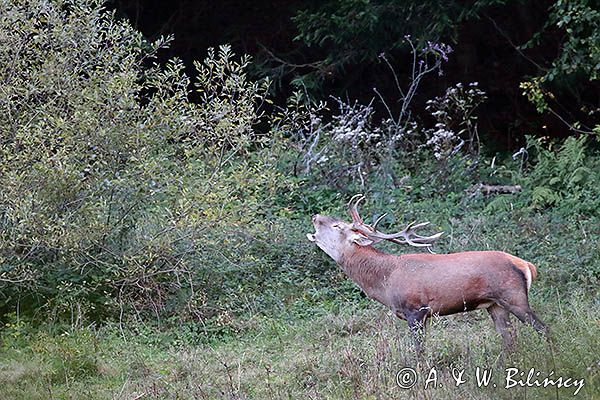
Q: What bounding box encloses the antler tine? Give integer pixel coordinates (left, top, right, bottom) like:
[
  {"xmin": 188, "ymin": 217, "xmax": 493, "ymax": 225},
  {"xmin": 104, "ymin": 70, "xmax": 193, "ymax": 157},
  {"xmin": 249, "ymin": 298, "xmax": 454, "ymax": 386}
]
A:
[
  {"xmin": 411, "ymin": 231, "xmax": 444, "ymax": 243},
  {"xmin": 372, "ymin": 213, "xmax": 388, "ymax": 230},
  {"xmin": 407, "ymin": 222, "xmax": 444, "ymax": 243},
  {"xmin": 347, "ymin": 194, "xmax": 366, "ymax": 224},
  {"xmin": 389, "ymin": 237, "xmax": 434, "ymax": 247},
  {"xmin": 407, "ymin": 221, "xmax": 430, "ymax": 230},
  {"xmin": 402, "ymin": 221, "xmax": 443, "ymax": 242},
  {"xmin": 365, "ymin": 221, "xmax": 419, "ymax": 240}
]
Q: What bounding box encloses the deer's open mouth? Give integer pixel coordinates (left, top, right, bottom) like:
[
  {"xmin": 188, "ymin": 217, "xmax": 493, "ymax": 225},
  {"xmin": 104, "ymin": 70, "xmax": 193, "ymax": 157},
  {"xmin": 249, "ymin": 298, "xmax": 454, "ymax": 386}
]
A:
[{"xmin": 306, "ymin": 233, "xmax": 316, "ymax": 242}]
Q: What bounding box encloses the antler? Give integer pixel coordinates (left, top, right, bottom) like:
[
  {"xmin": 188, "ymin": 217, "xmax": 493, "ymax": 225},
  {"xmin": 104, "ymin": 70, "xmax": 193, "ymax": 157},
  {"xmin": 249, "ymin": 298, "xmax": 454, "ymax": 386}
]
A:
[
  {"xmin": 365, "ymin": 221, "xmax": 444, "ymax": 247},
  {"xmin": 347, "ymin": 195, "xmax": 443, "ymax": 248},
  {"xmin": 347, "ymin": 194, "xmax": 366, "ymax": 224}
]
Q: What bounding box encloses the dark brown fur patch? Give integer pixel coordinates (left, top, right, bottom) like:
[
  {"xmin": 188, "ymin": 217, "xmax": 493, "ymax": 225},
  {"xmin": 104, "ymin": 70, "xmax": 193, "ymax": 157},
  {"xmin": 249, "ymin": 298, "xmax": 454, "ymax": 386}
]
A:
[{"xmin": 510, "ymin": 263, "xmax": 528, "ymax": 292}]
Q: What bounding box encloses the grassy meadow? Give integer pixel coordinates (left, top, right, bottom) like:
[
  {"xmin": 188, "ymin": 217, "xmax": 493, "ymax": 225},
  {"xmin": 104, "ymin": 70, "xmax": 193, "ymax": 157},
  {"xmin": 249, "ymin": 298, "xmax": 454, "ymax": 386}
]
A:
[{"xmin": 1, "ymin": 292, "xmax": 598, "ymax": 399}]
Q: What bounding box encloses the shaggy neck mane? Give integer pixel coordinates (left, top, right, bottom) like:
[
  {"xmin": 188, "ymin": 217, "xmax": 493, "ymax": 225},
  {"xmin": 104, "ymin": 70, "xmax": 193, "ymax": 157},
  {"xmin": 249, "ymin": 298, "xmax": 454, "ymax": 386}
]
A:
[{"xmin": 339, "ymin": 246, "xmax": 397, "ymax": 295}]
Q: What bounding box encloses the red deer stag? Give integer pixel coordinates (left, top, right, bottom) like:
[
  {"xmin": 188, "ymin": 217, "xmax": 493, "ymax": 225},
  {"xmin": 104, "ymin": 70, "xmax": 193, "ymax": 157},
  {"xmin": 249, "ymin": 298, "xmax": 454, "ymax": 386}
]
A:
[{"xmin": 306, "ymin": 195, "xmax": 548, "ymax": 352}]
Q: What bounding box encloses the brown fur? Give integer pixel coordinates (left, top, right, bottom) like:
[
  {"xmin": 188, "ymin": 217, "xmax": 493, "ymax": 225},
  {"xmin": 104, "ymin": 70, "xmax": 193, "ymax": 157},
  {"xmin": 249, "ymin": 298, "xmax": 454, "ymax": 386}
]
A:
[
  {"xmin": 342, "ymin": 247, "xmax": 548, "ymax": 352},
  {"xmin": 340, "ymin": 249, "xmax": 534, "ymax": 316}
]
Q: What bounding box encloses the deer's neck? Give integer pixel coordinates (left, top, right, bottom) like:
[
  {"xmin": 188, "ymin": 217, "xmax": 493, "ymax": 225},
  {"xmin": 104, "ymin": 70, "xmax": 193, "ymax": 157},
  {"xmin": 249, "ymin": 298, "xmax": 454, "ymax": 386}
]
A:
[{"xmin": 339, "ymin": 246, "xmax": 397, "ymax": 301}]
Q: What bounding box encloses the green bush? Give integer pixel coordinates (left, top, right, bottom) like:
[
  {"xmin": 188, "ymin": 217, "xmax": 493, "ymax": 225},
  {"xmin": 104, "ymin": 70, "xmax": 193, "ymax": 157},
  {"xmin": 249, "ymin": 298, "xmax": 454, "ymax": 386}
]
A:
[{"xmin": 0, "ymin": 0, "xmax": 275, "ymax": 322}]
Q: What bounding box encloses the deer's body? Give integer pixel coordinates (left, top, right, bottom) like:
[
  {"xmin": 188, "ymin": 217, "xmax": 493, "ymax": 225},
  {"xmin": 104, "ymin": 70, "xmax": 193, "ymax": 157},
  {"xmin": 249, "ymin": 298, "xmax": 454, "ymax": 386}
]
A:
[
  {"xmin": 340, "ymin": 247, "xmax": 534, "ymax": 317},
  {"xmin": 307, "ymin": 196, "xmax": 549, "ymax": 352}
]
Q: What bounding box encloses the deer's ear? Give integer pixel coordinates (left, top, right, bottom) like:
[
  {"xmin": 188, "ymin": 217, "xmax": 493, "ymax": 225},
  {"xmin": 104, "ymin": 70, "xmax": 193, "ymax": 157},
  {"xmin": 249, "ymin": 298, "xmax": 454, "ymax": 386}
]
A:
[{"xmin": 350, "ymin": 232, "xmax": 374, "ymax": 247}]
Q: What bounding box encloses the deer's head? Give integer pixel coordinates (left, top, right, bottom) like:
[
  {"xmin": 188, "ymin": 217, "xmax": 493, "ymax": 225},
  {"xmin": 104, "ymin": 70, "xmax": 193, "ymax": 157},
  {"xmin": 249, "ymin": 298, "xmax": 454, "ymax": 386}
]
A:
[
  {"xmin": 307, "ymin": 195, "xmax": 443, "ymax": 262},
  {"xmin": 307, "ymin": 214, "xmax": 374, "ymax": 262}
]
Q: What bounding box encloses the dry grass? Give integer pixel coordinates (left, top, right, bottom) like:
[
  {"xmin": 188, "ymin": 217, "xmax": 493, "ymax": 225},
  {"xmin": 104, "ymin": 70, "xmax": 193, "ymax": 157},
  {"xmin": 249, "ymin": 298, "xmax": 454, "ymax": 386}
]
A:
[{"xmin": 0, "ymin": 294, "xmax": 598, "ymax": 400}]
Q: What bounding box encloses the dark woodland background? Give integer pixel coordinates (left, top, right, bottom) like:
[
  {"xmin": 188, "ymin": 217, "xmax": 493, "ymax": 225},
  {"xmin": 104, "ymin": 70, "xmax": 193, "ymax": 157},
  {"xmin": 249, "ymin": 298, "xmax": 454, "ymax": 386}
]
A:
[{"xmin": 110, "ymin": 0, "xmax": 599, "ymax": 149}]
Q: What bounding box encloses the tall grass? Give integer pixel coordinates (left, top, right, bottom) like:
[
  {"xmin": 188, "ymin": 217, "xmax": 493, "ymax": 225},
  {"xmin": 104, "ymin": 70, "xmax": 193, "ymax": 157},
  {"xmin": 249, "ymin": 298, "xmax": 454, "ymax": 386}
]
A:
[{"xmin": 1, "ymin": 292, "xmax": 598, "ymax": 399}]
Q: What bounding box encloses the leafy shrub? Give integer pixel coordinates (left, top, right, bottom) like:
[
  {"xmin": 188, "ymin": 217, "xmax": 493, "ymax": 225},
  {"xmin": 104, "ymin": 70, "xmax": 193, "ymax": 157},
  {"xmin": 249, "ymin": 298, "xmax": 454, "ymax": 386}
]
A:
[
  {"xmin": 546, "ymin": 0, "xmax": 600, "ymax": 81},
  {"xmin": 424, "ymin": 82, "xmax": 487, "ymax": 159},
  {"xmin": 193, "ymin": 45, "xmax": 271, "ymax": 158},
  {"xmin": 520, "ymin": 0, "xmax": 600, "ymax": 135},
  {"xmin": 0, "ymin": 0, "xmax": 272, "ymax": 322},
  {"xmin": 290, "ymin": 0, "xmax": 500, "ymax": 87},
  {"xmin": 31, "ymin": 330, "xmax": 100, "ymax": 384}
]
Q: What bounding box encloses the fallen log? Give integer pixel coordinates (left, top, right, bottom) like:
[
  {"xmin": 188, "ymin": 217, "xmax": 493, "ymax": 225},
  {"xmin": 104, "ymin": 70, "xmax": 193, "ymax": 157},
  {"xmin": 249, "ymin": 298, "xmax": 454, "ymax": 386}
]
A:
[{"xmin": 467, "ymin": 183, "xmax": 522, "ymax": 197}]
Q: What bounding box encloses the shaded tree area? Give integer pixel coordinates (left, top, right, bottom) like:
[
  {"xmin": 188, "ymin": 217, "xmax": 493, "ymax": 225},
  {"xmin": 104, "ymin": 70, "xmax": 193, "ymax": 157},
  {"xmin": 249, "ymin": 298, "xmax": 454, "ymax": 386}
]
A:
[{"xmin": 110, "ymin": 0, "xmax": 599, "ymax": 151}]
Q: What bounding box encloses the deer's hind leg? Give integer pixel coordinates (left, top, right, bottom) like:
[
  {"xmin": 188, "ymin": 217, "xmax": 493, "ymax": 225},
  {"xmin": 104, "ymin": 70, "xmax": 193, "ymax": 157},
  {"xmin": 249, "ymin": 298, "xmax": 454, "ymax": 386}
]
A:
[
  {"xmin": 487, "ymin": 303, "xmax": 516, "ymax": 351},
  {"xmin": 496, "ymin": 295, "xmax": 549, "ymax": 338}
]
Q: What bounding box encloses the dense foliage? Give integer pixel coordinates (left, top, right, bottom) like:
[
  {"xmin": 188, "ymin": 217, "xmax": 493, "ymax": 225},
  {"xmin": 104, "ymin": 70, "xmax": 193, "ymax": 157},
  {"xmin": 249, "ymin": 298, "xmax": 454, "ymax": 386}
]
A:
[
  {"xmin": 1, "ymin": 0, "xmax": 598, "ymax": 331},
  {"xmin": 0, "ymin": 0, "xmax": 281, "ymax": 323},
  {"xmin": 100, "ymin": 1, "xmax": 600, "ymax": 160}
]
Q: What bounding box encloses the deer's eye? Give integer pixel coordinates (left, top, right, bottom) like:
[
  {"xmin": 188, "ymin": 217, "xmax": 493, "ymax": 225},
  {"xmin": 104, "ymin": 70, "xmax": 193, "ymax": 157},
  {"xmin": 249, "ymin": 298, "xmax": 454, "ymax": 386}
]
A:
[{"xmin": 332, "ymin": 223, "xmax": 342, "ymax": 230}]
